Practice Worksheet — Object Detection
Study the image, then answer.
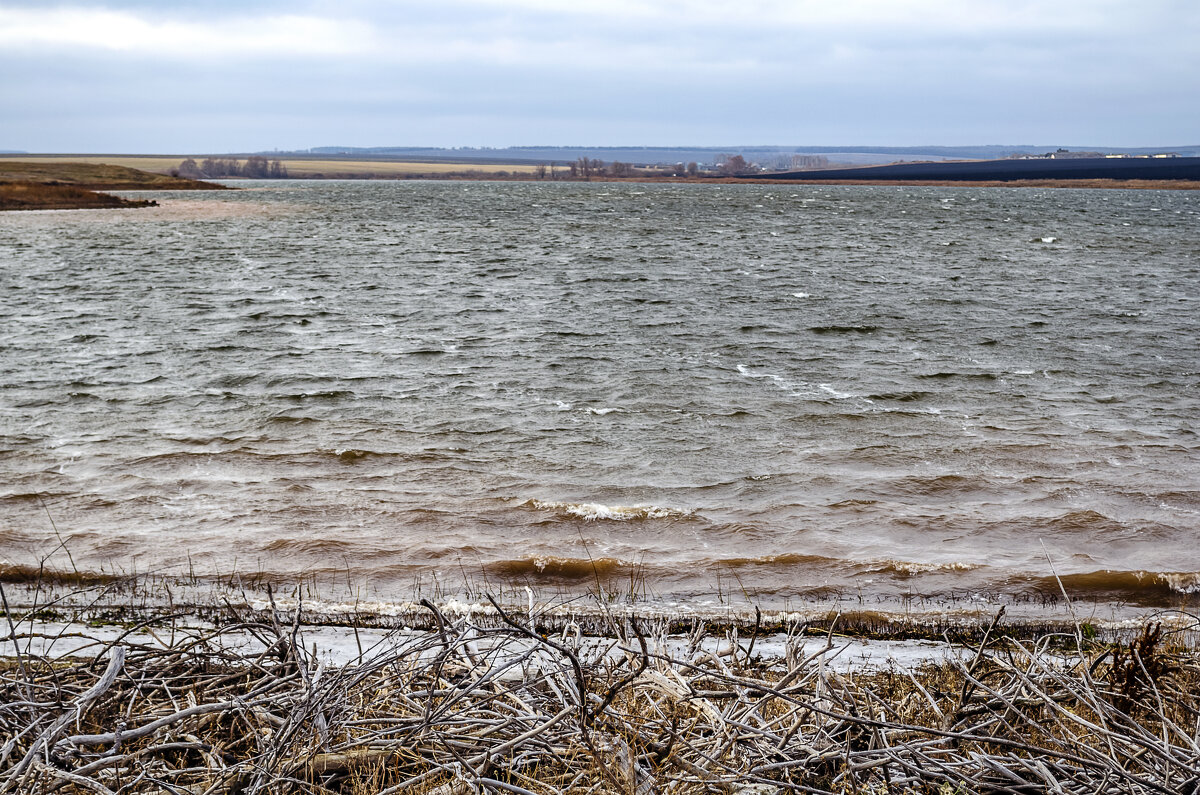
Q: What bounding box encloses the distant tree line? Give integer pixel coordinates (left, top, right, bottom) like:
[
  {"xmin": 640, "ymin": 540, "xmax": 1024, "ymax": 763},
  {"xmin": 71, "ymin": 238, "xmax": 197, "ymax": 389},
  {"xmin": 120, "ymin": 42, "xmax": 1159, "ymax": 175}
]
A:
[
  {"xmin": 172, "ymin": 157, "xmax": 288, "ymax": 179},
  {"xmin": 551, "ymin": 157, "xmax": 701, "ymax": 179}
]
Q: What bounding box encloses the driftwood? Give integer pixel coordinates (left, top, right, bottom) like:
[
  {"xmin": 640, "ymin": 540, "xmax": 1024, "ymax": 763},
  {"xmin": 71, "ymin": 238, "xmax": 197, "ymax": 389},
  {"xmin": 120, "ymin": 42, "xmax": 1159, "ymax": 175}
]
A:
[{"xmin": 2, "ymin": 595, "xmax": 1199, "ymax": 794}]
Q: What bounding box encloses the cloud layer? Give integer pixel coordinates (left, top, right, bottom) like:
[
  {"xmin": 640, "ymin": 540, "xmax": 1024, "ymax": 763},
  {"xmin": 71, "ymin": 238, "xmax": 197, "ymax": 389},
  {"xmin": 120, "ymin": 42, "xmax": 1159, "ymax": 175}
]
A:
[{"xmin": 2, "ymin": 1, "xmax": 1196, "ymax": 151}]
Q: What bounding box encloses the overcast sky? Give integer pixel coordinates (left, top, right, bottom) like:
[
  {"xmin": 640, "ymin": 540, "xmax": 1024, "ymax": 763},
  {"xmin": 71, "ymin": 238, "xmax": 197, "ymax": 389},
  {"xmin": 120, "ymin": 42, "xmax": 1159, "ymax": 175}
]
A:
[{"xmin": 1, "ymin": 0, "xmax": 1196, "ymax": 153}]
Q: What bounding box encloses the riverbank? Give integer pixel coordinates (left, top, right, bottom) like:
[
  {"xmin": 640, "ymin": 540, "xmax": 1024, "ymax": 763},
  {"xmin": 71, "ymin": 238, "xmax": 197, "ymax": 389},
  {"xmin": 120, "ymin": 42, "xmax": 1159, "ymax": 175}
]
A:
[{"xmin": 3, "ymin": 579, "xmax": 1197, "ymax": 794}]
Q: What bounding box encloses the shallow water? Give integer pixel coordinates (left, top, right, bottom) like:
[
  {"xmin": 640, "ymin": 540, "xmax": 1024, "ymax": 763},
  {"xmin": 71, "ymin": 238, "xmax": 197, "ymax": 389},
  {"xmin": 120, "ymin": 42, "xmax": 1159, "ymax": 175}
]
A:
[{"xmin": 1, "ymin": 180, "xmax": 1198, "ymax": 612}]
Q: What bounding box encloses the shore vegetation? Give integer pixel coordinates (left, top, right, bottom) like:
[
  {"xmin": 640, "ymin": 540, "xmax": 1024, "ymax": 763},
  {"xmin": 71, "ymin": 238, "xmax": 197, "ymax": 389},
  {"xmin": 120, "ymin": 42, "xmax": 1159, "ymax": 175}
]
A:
[
  {"xmin": 0, "ymin": 182, "xmax": 158, "ymax": 211},
  {"xmin": 3, "ymin": 568, "xmax": 1199, "ymax": 794}
]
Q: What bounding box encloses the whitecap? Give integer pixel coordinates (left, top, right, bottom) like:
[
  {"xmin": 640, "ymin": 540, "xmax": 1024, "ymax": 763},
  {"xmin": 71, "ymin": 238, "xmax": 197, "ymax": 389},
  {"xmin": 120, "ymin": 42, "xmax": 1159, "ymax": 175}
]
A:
[
  {"xmin": 1165, "ymin": 573, "xmax": 1200, "ymax": 593},
  {"xmin": 736, "ymin": 364, "xmax": 781, "ymax": 381},
  {"xmin": 819, "ymin": 383, "xmax": 856, "ymax": 399},
  {"xmin": 791, "ymin": 292, "xmax": 811, "ymax": 298},
  {"xmin": 521, "ymin": 499, "xmax": 690, "ymax": 521}
]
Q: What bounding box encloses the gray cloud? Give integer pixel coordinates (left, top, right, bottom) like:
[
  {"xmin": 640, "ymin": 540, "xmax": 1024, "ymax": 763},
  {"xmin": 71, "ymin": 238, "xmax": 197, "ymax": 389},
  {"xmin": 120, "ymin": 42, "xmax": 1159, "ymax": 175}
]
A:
[{"xmin": 1, "ymin": 1, "xmax": 1196, "ymax": 151}]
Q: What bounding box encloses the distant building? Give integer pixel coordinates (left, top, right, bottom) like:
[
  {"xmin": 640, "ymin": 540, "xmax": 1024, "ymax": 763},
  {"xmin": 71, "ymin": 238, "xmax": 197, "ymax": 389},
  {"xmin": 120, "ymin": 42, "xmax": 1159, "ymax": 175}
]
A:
[{"xmin": 1045, "ymin": 149, "xmax": 1107, "ymax": 159}]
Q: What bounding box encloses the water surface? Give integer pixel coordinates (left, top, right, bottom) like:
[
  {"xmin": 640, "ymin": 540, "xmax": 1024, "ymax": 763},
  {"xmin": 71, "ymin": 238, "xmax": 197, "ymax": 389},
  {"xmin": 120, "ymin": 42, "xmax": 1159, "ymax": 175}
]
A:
[{"xmin": 1, "ymin": 180, "xmax": 1197, "ymax": 613}]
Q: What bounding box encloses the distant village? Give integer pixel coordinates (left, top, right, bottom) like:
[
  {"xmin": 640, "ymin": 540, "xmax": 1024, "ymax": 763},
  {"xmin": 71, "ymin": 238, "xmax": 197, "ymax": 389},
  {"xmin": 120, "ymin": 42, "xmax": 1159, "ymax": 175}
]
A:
[{"xmin": 1013, "ymin": 148, "xmax": 1180, "ymax": 160}]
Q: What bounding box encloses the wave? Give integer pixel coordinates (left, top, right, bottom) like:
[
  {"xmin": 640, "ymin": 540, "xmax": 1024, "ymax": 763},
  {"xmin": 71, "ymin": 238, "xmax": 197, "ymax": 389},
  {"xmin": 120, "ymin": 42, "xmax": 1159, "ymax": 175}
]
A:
[
  {"xmin": 0, "ymin": 491, "xmax": 72, "ymax": 503},
  {"xmin": 809, "ymin": 325, "xmax": 880, "ymax": 335},
  {"xmin": 485, "ymin": 556, "xmax": 623, "ymax": 580},
  {"xmin": 886, "ymin": 474, "xmax": 981, "ymax": 497},
  {"xmin": 332, "ymin": 448, "xmax": 384, "ymax": 462},
  {"xmin": 865, "ymin": 391, "xmax": 931, "ymax": 402},
  {"xmin": 916, "ymin": 372, "xmax": 998, "ymax": 381},
  {"xmin": 519, "ymin": 499, "xmax": 691, "ymax": 521},
  {"xmin": 713, "ymin": 553, "xmax": 840, "ymax": 569},
  {"xmin": 711, "ymin": 554, "xmax": 978, "ymax": 578},
  {"xmin": 1031, "ymin": 570, "xmax": 1200, "ymax": 599},
  {"xmin": 827, "ymin": 498, "xmax": 879, "ymax": 509},
  {"xmin": 862, "ymin": 560, "xmax": 979, "ymax": 577},
  {"xmin": 268, "ymin": 414, "xmax": 318, "ymax": 424},
  {"xmin": 1039, "ymin": 510, "xmax": 1127, "ymax": 534},
  {"xmin": 283, "ymin": 390, "xmax": 357, "ymax": 401},
  {"xmin": 261, "ymin": 537, "xmax": 357, "ymax": 555}
]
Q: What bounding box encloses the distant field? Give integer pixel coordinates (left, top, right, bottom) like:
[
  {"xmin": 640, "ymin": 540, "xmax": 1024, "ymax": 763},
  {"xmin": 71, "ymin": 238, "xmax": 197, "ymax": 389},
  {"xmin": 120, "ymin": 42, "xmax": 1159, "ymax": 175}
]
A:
[
  {"xmin": 276, "ymin": 158, "xmax": 542, "ymax": 176},
  {"xmin": 3, "ymin": 155, "xmax": 542, "ymax": 177}
]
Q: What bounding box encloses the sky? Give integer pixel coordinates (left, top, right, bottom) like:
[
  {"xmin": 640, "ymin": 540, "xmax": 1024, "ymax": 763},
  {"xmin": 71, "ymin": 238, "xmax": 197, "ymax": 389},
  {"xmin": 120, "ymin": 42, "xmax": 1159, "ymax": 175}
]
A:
[{"xmin": 1, "ymin": 0, "xmax": 1197, "ymax": 153}]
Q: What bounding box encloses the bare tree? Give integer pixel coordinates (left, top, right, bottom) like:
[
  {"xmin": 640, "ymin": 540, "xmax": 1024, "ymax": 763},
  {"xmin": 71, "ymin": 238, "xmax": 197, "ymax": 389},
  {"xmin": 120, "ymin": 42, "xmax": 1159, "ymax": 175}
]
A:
[
  {"xmin": 720, "ymin": 155, "xmax": 751, "ymax": 176},
  {"xmin": 176, "ymin": 158, "xmax": 202, "ymax": 179},
  {"xmin": 242, "ymin": 156, "xmax": 270, "ymax": 178}
]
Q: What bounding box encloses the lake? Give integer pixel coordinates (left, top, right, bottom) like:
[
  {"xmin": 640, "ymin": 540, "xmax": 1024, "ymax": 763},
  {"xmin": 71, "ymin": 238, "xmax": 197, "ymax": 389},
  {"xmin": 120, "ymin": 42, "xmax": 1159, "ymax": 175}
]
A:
[{"xmin": 1, "ymin": 180, "xmax": 1197, "ymax": 616}]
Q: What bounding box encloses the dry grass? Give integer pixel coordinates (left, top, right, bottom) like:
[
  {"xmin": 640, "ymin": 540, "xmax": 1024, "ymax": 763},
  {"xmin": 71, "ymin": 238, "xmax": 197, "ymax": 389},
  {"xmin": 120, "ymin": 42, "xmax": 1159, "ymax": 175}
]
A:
[
  {"xmin": 0, "ymin": 182, "xmax": 157, "ymax": 211},
  {"xmin": 271, "ymin": 159, "xmax": 543, "ymax": 177},
  {"xmin": 0, "ymin": 160, "xmax": 224, "ymax": 191},
  {"xmin": 3, "ymin": 587, "xmax": 1199, "ymax": 794}
]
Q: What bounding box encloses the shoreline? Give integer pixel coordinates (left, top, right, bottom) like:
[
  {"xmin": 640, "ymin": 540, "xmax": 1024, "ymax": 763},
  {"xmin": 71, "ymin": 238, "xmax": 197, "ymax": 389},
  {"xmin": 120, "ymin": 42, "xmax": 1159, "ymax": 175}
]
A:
[
  {"xmin": 4, "ymin": 582, "xmax": 1198, "ymax": 793},
  {"xmin": 0, "ymin": 182, "xmax": 161, "ymax": 211},
  {"xmin": 1, "ymin": 568, "xmax": 1189, "ymax": 646}
]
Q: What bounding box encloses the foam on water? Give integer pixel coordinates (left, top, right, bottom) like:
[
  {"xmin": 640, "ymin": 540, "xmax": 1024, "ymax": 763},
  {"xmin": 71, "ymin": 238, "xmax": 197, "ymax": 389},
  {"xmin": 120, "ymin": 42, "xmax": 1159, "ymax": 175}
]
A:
[{"xmin": 520, "ymin": 499, "xmax": 691, "ymax": 521}]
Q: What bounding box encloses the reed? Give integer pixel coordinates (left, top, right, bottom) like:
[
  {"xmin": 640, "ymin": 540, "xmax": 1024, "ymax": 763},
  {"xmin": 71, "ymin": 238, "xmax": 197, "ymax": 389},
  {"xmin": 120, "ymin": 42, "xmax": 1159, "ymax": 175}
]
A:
[{"xmin": 2, "ymin": 584, "xmax": 1198, "ymax": 794}]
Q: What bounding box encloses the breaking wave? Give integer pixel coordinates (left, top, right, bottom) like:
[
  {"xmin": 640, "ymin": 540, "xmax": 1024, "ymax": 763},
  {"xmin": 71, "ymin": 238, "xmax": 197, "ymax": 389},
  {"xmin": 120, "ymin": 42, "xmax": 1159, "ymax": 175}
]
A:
[
  {"xmin": 1034, "ymin": 570, "xmax": 1200, "ymax": 599},
  {"xmin": 485, "ymin": 556, "xmax": 624, "ymax": 580},
  {"xmin": 518, "ymin": 499, "xmax": 692, "ymax": 521}
]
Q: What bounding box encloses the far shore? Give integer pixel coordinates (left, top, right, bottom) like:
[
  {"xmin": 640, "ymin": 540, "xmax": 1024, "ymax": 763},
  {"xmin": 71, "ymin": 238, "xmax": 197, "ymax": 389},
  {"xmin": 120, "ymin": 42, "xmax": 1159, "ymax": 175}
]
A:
[
  {"xmin": 0, "ymin": 160, "xmax": 226, "ymax": 211},
  {"xmin": 6, "ymin": 154, "xmax": 1200, "ymax": 190}
]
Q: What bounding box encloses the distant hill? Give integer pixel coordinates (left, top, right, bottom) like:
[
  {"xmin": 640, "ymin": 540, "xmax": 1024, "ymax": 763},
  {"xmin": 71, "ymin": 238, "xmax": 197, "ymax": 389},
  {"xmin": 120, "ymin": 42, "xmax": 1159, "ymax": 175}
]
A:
[
  {"xmin": 298, "ymin": 144, "xmax": 1200, "ymax": 167},
  {"xmin": 751, "ymin": 156, "xmax": 1200, "ymax": 183}
]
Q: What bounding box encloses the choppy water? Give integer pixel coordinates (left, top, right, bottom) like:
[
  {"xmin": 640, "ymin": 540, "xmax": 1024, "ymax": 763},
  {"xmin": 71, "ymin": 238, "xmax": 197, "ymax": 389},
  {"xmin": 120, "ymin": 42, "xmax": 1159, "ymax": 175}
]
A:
[{"xmin": 2, "ymin": 180, "xmax": 1198, "ymax": 613}]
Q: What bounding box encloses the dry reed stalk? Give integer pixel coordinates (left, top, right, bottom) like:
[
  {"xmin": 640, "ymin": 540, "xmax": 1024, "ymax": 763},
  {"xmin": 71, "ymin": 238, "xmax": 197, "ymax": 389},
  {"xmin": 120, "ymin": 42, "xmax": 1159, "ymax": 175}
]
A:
[{"xmin": 2, "ymin": 594, "xmax": 1198, "ymax": 794}]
